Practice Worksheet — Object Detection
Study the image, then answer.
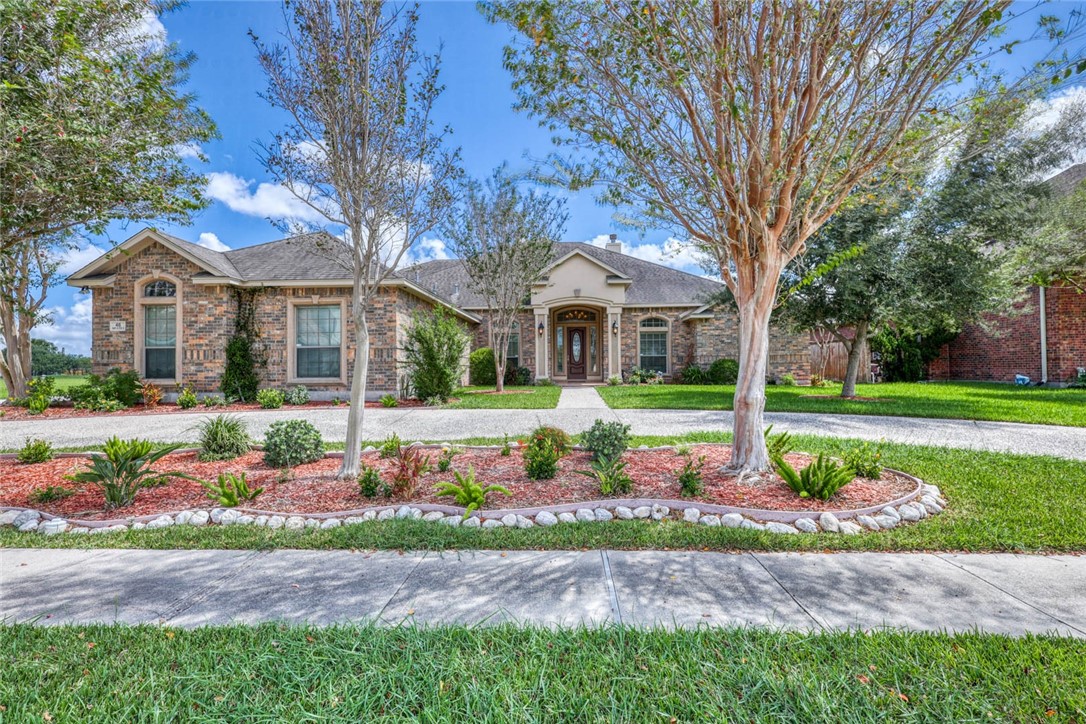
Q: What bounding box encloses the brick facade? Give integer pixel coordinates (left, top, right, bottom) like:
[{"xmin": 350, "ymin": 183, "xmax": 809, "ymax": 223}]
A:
[
  {"xmin": 470, "ymin": 309, "xmax": 538, "ymax": 374},
  {"xmin": 930, "ymin": 283, "xmax": 1086, "ymax": 384}
]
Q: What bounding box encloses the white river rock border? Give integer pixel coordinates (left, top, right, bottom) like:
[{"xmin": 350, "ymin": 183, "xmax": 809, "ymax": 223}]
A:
[{"xmin": 0, "ymin": 443, "xmax": 946, "ymax": 537}]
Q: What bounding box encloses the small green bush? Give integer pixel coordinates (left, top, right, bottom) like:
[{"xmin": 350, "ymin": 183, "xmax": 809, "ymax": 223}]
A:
[
  {"xmin": 256, "ymin": 388, "xmax": 285, "ymax": 409},
  {"xmin": 380, "ymin": 394, "xmax": 399, "ymax": 408},
  {"xmin": 402, "ymin": 308, "xmax": 468, "ymax": 401},
  {"xmin": 263, "ymin": 419, "xmax": 324, "ymax": 468},
  {"xmin": 358, "ymin": 465, "xmax": 382, "ymax": 498},
  {"xmin": 67, "ymin": 438, "xmax": 188, "ymax": 509},
  {"xmin": 581, "ymin": 419, "xmax": 630, "ymax": 462},
  {"xmin": 531, "ymin": 425, "xmax": 571, "ymax": 456},
  {"xmin": 607, "ymin": 375, "xmax": 622, "ymax": 386},
  {"xmin": 575, "ymin": 456, "xmax": 632, "ymax": 496},
  {"xmin": 284, "ymin": 385, "xmax": 310, "ymax": 405},
  {"xmin": 764, "ymin": 425, "xmax": 796, "ymax": 458},
  {"xmin": 435, "ymin": 466, "xmax": 511, "ymax": 519},
  {"xmin": 469, "ymin": 348, "xmax": 497, "ymax": 386},
  {"xmin": 177, "ymin": 386, "xmax": 198, "ymax": 409},
  {"xmin": 842, "ymin": 442, "xmax": 883, "ymax": 479},
  {"xmin": 24, "ymin": 377, "xmax": 56, "ymax": 414},
  {"xmin": 194, "ymin": 415, "xmax": 250, "ymax": 462},
  {"xmin": 534, "ymin": 377, "xmax": 556, "ymax": 387},
  {"xmin": 17, "ymin": 437, "xmax": 54, "ymax": 464},
  {"xmin": 379, "ymin": 433, "xmax": 402, "ymax": 459},
  {"xmin": 203, "ymin": 395, "xmax": 227, "ymax": 408},
  {"xmin": 678, "ymin": 455, "xmax": 705, "ymax": 497},
  {"xmin": 707, "ymin": 358, "xmax": 739, "ymax": 385},
  {"xmin": 29, "ymin": 485, "xmax": 74, "ymax": 504},
  {"xmin": 524, "ymin": 430, "xmax": 565, "ymax": 480},
  {"xmin": 201, "ymin": 472, "xmax": 263, "ymax": 507},
  {"xmin": 772, "ymin": 453, "xmax": 854, "ymax": 501},
  {"xmin": 437, "ymin": 447, "xmax": 457, "ymax": 472},
  {"xmin": 504, "ymin": 365, "xmax": 532, "ymax": 386},
  {"xmin": 779, "ymin": 373, "xmax": 797, "ymax": 386},
  {"xmin": 69, "ymin": 370, "xmax": 139, "ymax": 411},
  {"xmin": 678, "ymin": 364, "xmax": 707, "ymax": 385},
  {"xmin": 390, "ymin": 446, "xmax": 432, "ymax": 497}
]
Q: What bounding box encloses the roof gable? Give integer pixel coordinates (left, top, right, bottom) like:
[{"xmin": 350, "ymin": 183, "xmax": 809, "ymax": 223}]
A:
[{"xmin": 67, "ymin": 228, "xmax": 238, "ymax": 281}]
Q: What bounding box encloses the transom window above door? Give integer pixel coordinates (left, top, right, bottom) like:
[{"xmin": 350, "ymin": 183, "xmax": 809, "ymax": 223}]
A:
[{"xmin": 556, "ymin": 309, "xmax": 596, "ymax": 322}]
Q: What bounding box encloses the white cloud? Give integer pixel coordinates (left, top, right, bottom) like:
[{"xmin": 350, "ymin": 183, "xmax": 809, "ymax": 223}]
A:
[
  {"xmin": 583, "ymin": 234, "xmax": 710, "ymax": 275},
  {"xmin": 58, "ymin": 243, "xmax": 107, "ymax": 277},
  {"xmin": 1026, "ymin": 86, "xmax": 1086, "ymax": 169},
  {"xmin": 196, "ymin": 232, "xmax": 229, "ymax": 252},
  {"xmin": 405, "ymin": 236, "xmax": 451, "ymax": 265},
  {"xmin": 36, "ymin": 297, "xmax": 93, "ymax": 356},
  {"xmin": 205, "ymin": 171, "xmax": 329, "ymax": 224},
  {"xmin": 175, "ymin": 143, "xmax": 204, "ymax": 160}
]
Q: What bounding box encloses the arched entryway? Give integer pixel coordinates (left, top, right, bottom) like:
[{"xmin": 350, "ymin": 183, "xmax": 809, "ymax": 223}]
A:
[{"xmin": 550, "ymin": 306, "xmax": 604, "ymax": 382}]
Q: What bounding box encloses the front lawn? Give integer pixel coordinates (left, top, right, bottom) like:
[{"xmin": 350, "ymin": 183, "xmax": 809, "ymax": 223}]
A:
[
  {"xmin": 1, "ymin": 623, "xmax": 1082, "ymax": 720},
  {"xmin": 446, "ymin": 384, "xmax": 561, "ymax": 409},
  {"xmin": 6, "ymin": 433, "xmax": 1086, "ymax": 553},
  {"xmin": 598, "ymin": 380, "xmax": 1086, "ymax": 427}
]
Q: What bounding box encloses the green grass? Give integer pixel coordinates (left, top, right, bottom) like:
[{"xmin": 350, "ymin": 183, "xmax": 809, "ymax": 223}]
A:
[
  {"xmin": 0, "ymin": 623, "xmax": 1082, "ymax": 721},
  {"xmin": 446, "ymin": 384, "xmax": 561, "ymax": 409},
  {"xmin": 0, "ymin": 374, "xmax": 86, "ymax": 400},
  {"xmin": 6, "ymin": 433, "xmax": 1086, "ymax": 553},
  {"xmin": 598, "ymin": 380, "xmax": 1086, "ymax": 426}
]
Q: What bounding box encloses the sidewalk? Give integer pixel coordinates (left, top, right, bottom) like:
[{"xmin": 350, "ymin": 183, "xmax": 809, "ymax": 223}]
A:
[
  {"xmin": 4, "ymin": 405, "xmax": 1086, "ymax": 460},
  {"xmin": 3, "ymin": 548, "xmax": 1083, "ymax": 636}
]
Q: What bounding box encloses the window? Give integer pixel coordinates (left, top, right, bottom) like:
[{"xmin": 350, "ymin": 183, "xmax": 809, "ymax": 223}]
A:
[
  {"xmin": 639, "ymin": 317, "xmax": 668, "ymax": 373},
  {"xmin": 506, "ymin": 324, "xmax": 520, "ymax": 369},
  {"xmin": 144, "ymin": 305, "xmax": 176, "ymax": 379},
  {"xmin": 143, "ymin": 280, "xmax": 176, "ymax": 297},
  {"xmin": 555, "ymin": 327, "xmax": 564, "ymax": 374},
  {"xmin": 589, "ymin": 326, "xmax": 598, "ymax": 374},
  {"xmin": 295, "ymin": 305, "xmax": 342, "ymax": 379}
]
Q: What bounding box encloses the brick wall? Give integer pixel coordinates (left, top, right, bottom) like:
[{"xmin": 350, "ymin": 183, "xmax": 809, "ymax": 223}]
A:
[
  {"xmin": 931, "ymin": 283, "xmax": 1086, "ymax": 383},
  {"xmin": 690, "ymin": 311, "xmax": 811, "ymax": 384},
  {"xmin": 469, "ymin": 309, "xmax": 537, "ymax": 376}
]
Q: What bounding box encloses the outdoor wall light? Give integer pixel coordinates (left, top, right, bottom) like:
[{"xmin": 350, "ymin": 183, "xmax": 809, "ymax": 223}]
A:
[
  {"xmin": 538, "ymin": 321, "xmax": 545, "ymax": 336},
  {"xmin": 611, "ymin": 320, "xmax": 618, "ymax": 336}
]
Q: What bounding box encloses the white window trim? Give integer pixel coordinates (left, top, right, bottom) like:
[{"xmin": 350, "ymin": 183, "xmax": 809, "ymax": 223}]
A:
[
  {"xmin": 636, "ymin": 316, "xmax": 671, "ymax": 375},
  {"xmin": 134, "ymin": 272, "xmax": 182, "ymax": 385},
  {"xmin": 287, "ymin": 297, "xmax": 348, "ymax": 385}
]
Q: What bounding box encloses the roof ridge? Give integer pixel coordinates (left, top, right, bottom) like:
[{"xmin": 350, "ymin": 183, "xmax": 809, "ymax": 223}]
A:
[{"xmin": 566, "ymin": 241, "xmax": 720, "ymax": 286}]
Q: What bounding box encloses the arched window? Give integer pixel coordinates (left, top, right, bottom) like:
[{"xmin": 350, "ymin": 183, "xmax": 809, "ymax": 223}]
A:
[
  {"xmin": 136, "ymin": 276, "xmax": 180, "ymax": 381},
  {"xmin": 638, "ymin": 317, "xmax": 669, "ymax": 373}
]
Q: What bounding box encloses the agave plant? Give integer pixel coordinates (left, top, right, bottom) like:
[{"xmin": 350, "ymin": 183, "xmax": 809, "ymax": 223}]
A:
[
  {"xmin": 67, "ymin": 437, "xmax": 192, "ymax": 509},
  {"xmin": 434, "ymin": 467, "xmax": 511, "ymax": 519},
  {"xmin": 575, "ymin": 456, "xmax": 633, "ymax": 496}
]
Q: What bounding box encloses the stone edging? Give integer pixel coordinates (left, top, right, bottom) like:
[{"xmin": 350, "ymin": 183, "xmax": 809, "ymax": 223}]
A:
[{"xmin": 0, "ymin": 443, "xmax": 948, "ymax": 537}]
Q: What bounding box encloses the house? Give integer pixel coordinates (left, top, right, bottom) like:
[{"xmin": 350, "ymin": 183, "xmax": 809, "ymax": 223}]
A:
[
  {"xmin": 66, "ymin": 228, "xmax": 810, "ymax": 398},
  {"xmin": 928, "ymin": 163, "xmax": 1086, "ymax": 385}
]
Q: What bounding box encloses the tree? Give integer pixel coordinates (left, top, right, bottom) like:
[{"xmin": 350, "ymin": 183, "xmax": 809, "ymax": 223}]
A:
[
  {"xmin": 442, "ymin": 165, "xmax": 567, "ymax": 391},
  {"xmin": 0, "ymin": 0, "xmax": 216, "ymax": 397},
  {"xmin": 1010, "ymin": 176, "xmax": 1086, "ymax": 292},
  {"xmin": 0, "ymin": 0, "xmax": 216, "ymax": 254},
  {"xmin": 486, "ymin": 1, "xmax": 1023, "ymax": 472},
  {"xmin": 254, "ymin": 0, "xmax": 461, "ymax": 479},
  {"xmin": 27, "ymin": 339, "xmax": 90, "ymax": 376},
  {"xmin": 401, "ymin": 307, "xmax": 469, "ymax": 402}
]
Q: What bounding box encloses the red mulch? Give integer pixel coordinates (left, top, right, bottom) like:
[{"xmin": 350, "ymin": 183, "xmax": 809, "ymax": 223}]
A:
[
  {"xmin": 0, "ymin": 399, "xmax": 425, "ymax": 421},
  {"xmin": 0, "ymin": 446, "xmax": 915, "ymax": 521}
]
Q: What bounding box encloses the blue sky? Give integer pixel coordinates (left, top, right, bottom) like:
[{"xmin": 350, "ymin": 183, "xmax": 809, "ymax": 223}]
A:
[{"xmin": 43, "ymin": 0, "xmax": 1085, "ymax": 355}]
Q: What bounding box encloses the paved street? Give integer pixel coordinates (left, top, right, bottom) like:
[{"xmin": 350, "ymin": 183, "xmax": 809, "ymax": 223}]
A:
[
  {"xmin": 4, "ymin": 402, "xmax": 1086, "ymax": 460},
  {"xmin": 2, "ymin": 548, "xmax": 1083, "ymax": 636}
]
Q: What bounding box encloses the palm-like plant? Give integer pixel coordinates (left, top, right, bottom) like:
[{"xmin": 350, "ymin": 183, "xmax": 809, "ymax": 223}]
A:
[
  {"xmin": 67, "ymin": 437, "xmax": 191, "ymax": 509},
  {"xmin": 771, "ymin": 453, "xmax": 854, "ymax": 500},
  {"xmin": 434, "ymin": 467, "xmax": 511, "ymax": 519},
  {"xmin": 201, "ymin": 472, "xmax": 264, "ymax": 507},
  {"xmin": 575, "ymin": 456, "xmax": 633, "ymax": 496}
]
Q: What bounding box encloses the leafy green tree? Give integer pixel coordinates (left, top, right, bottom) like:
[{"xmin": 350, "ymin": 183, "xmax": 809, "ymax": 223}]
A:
[
  {"xmin": 441, "ymin": 165, "xmax": 566, "ymax": 391},
  {"xmin": 486, "ymin": 1, "xmax": 1022, "ymax": 472},
  {"xmin": 401, "ymin": 308, "xmax": 469, "ymax": 402},
  {"xmin": 29, "ymin": 339, "xmax": 90, "ymax": 376},
  {"xmin": 1011, "ymin": 177, "xmax": 1086, "ymax": 292}
]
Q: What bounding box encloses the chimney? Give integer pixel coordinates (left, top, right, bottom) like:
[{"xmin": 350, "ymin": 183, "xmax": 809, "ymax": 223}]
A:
[{"xmin": 605, "ymin": 233, "xmax": 622, "ymax": 254}]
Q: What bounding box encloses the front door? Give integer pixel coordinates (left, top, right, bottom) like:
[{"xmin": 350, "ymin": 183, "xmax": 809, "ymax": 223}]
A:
[{"xmin": 567, "ymin": 327, "xmax": 586, "ymax": 380}]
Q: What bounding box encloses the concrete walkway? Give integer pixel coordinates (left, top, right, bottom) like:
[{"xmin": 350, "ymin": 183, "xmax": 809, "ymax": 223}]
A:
[
  {"xmin": 2, "ymin": 548, "xmax": 1083, "ymax": 636},
  {"xmin": 4, "ymin": 405, "xmax": 1086, "ymax": 460},
  {"xmin": 555, "ymin": 386, "xmax": 608, "ymax": 409}
]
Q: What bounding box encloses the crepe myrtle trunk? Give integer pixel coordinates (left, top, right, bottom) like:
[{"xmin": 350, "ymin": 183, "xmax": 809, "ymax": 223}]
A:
[
  {"xmin": 840, "ymin": 320, "xmax": 870, "ymax": 398},
  {"xmin": 338, "ymin": 299, "xmax": 370, "ymax": 480},
  {"xmin": 493, "ymin": 326, "xmax": 508, "ymax": 393},
  {"xmin": 0, "ymin": 303, "xmax": 32, "ymax": 399}
]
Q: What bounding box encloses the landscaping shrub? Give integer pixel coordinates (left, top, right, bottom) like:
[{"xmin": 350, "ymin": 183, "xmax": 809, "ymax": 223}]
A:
[
  {"xmin": 256, "ymin": 388, "xmax": 284, "ymax": 409},
  {"xmin": 581, "ymin": 419, "xmax": 630, "ymax": 462},
  {"xmin": 626, "ymin": 367, "xmax": 662, "ymax": 385},
  {"xmin": 435, "ymin": 466, "xmax": 511, "ymax": 519},
  {"xmin": 69, "ymin": 369, "xmax": 141, "ymax": 411},
  {"xmin": 678, "ymin": 364, "xmax": 707, "ymax": 385},
  {"xmin": 779, "ymin": 373, "xmax": 797, "ymax": 386},
  {"xmin": 195, "ymin": 415, "xmax": 250, "ymax": 462},
  {"xmin": 284, "ymin": 384, "xmax": 310, "ymax": 405},
  {"xmin": 203, "ymin": 395, "xmax": 228, "ymax": 408},
  {"xmin": 29, "ymin": 485, "xmax": 74, "ymax": 504},
  {"xmin": 177, "ymin": 386, "xmax": 198, "ymax": 409},
  {"xmin": 677, "ymin": 455, "xmax": 705, "ymax": 497},
  {"xmin": 24, "ymin": 376, "xmax": 56, "ymax": 414},
  {"xmin": 67, "ymin": 438, "xmax": 188, "ymax": 509},
  {"xmin": 764, "ymin": 425, "xmax": 796, "ymax": 458},
  {"xmin": 380, "ymin": 394, "xmax": 399, "ymax": 408},
  {"xmin": 17, "ymin": 437, "xmax": 54, "ymax": 464},
  {"xmin": 358, "ymin": 465, "xmax": 382, "ymax": 498},
  {"xmin": 532, "ymin": 425, "xmax": 571, "ymax": 456},
  {"xmin": 772, "ymin": 453, "xmax": 854, "ymax": 501},
  {"xmin": 141, "ymin": 381, "xmax": 164, "ymax": 408},
  {"xmin": 607, "ymin": 375, "xmax": 622, "ymax": 386},
  {"xmin": 391, "ymin": 446, "xmax": 432, "ymax": 497},
  {"xmin": 402, "ymin": 308, "xmax": 468, "ymax": 402},
  {"xmin": 469, "ymin": 347, "xmax": 497, "ymax": 386},
  {"xmin": 575, "ymin": 456, "xmax": 632, "ymax": 496},
  {"xmin": 379, "ymin": 433, "xmax": 402, "ymax": 459},
  {"xmin": 437, "ymin": 447, "xmax": 457, "ymax": 472},
  {"xmin": 504, "ymin": 365, "xmax": 532, "ymax": 386},
  {"xmin": 707, "ymin": 358, "xmax": 739, "ymax": 385},
  {"xmin": 523, "ymin": 428, "xmax": 567, "ymax": 480},
  {"xmin": 201, "ymin": 472, "xmax": 263, "ymax": 507},
  {"xmin": 534, "ymin": 377, "xmax": 556, "ymax": 387},
  {"xmin": 842, "ymin": 442, "xmax": 883, "ymax": 479},
  {"xmin": 263, "ymin": 419, "xmax": 324, "ymax": 468}
]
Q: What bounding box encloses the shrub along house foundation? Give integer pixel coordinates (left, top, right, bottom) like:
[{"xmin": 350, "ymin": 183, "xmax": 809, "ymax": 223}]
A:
[{"xmin": 67, "ymin": 228, "xmax": 810, "ymax": 398}]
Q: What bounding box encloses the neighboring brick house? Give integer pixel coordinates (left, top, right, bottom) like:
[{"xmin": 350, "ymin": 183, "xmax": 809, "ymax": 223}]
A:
[
  {"xmin": 929, "ymin": 163, "xmax": 1086, "ymax": 385},
  {"xmin": 68, "ymin": 229, "xmax": 810, "ymax": 398}
]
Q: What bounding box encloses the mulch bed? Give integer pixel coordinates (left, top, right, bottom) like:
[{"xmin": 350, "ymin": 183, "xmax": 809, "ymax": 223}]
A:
[
  {"xmin": 0, "ymin": 445, "xmax": 915, "ymax": 521},
  {"xmin": 0, "ymin": 399, "xmax": 425, "ymax": 421}
]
